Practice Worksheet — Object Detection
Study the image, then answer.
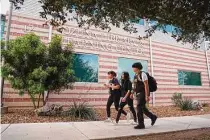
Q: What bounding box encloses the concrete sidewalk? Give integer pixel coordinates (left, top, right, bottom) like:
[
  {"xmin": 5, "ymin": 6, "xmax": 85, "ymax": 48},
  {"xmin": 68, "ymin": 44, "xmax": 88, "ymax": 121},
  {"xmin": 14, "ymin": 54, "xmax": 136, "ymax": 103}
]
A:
[{"xmin": 1, "ymin": 114, "xmax": 210, "ymax": 140}]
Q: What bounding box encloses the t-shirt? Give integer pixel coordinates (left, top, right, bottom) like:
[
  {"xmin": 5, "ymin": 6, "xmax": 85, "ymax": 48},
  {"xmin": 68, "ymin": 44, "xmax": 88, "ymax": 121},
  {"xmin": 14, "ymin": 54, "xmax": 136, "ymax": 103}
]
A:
[
  {"xmin": 136, "ymin": 72, "xmax": 148, "ymax": 82},
  {"xmin": 133, "ymin": 72, "xmax": 148, "ymax": 93},
  {"xmin": 109, "ymin": 78, "xmax": 120, "ymax": 95},
  {"xmin": 121, "ymin": 80, "xmax": 132, "ymax": 97}
]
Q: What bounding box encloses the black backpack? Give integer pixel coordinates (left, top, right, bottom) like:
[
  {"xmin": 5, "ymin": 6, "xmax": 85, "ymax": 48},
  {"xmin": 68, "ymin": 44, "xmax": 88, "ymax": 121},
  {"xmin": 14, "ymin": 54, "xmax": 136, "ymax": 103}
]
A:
[{"xmin": 144, "ymin": 72, "xmax": 157, "ymax": 92}]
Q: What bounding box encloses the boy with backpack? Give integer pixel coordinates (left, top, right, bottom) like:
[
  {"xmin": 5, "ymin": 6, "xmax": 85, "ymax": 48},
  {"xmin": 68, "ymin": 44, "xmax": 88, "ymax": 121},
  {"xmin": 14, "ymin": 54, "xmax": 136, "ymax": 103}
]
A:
[{"xmin": 131, "ymin": 62, "xmax": 157, "ymax": 129}]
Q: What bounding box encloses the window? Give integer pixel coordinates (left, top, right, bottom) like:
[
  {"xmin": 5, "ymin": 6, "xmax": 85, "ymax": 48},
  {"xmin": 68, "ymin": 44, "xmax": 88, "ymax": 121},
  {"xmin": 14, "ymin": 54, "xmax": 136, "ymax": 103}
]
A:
[
  {"xmin": 165, "ymin": 25, "xmax": 173, "ymax": 33},
  {"xmin": 73, "ymin": 53, "xmax": 98, "ymax": 82},
  {"xmin": 178, "ymin": 71, "xmax": 202, "ymax": 86},
  {"xmin": 130, "ymin": 18, "xmax": 144, "ymax": 25},
  {"xmin": 118, "ymin": 58, "xmax": 148, "ymax": 80},
  {"xmin": 1, "ymin": 15, "xmax": 6, "ymax": 40}
]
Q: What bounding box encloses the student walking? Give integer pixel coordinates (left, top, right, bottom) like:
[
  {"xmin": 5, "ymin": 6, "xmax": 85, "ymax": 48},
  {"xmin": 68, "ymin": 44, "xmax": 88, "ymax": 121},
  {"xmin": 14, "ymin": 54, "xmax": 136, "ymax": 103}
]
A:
[
  {"xmin": 115, "ymin": 72, "xmax": 137, "ymax": 124},
  {"xmin": 131, "ymin": 63, "xmax": 157, "ymax": 129},
  {"xmin": 104, "ymin": 71, "xmax": 127, "ymax": 122}
]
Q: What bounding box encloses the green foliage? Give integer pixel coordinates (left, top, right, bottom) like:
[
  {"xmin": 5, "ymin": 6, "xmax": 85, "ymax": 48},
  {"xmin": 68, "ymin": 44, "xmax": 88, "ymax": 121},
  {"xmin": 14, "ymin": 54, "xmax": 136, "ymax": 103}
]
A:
[
  {"xmin": 179, "ymin": 98, "xmax": 194, "ymax": 111},
  {"xmin": 1, "ymin": 33, "xmax": 76, "ymax": 108},
  {"xmin": 13, "ymin": 0, "xmax": 210, "ymax": 46},
  {"xmin": 171, "ymin": 93, "xmax": 183, "ymax": 107},
  {"xmin": 171, "ymin": 93, "xmax": 194, "ymax": 111},
  {"xmin": 63, "ymin": 101, "xmax": 97, "ymax": 121}
]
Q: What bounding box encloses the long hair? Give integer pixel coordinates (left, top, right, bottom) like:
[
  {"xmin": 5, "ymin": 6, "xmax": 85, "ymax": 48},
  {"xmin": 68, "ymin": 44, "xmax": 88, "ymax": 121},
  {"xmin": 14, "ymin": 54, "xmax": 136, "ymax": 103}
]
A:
[{"xmin": 121, "ymin": 72, "xmax": 130, "ymax": 81}]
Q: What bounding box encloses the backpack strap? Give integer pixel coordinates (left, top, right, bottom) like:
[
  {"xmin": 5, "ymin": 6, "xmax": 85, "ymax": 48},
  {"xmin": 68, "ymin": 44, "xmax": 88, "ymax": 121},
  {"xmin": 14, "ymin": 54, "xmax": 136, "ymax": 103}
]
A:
[{"xmin": 137, "ymin": 71, "xmax": 143, "ymax": 81}]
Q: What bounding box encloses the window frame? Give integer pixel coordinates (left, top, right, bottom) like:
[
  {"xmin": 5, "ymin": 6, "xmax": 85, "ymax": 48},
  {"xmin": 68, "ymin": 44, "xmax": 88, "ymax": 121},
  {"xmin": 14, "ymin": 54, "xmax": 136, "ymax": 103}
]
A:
[
  {"xmin": 177, "ymin": 70, "xmax": 202, "ymax": 87},
  {"xmin": 73, "ymin": 52, "xmax": 99, "ymax": 83}
]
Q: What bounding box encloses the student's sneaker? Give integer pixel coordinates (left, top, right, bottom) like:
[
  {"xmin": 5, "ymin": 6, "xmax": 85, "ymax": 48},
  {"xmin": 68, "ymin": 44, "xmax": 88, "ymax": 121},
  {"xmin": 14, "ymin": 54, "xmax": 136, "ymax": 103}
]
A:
[
  {"xmin": 126, "ymin": 112, "xmax": 131, "ymax": 122},
  {"xmin": 151, "ymin": 115, "xmax": 157, "ymax": 126},
  {"xmin": 104, "ymin": 118, "xmax": 113, "ymax": 123},
  {"xmin": 113, "ymin": 121, "xmax": 119, "ymax": 125},
  {"xmin": 134, "ymin": 124, "xmax": 145, "ymax": 129},
  {"xmin": 130, "ymin": 120, "xmax": 138, "ymax": 125}
]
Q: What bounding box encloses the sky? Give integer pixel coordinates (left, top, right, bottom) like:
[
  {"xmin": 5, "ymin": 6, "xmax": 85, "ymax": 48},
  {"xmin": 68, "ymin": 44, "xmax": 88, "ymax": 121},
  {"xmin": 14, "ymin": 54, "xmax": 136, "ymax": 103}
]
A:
[{"xmin": 1, "ymin": 0, "xmax": 10, "ymax": 14}]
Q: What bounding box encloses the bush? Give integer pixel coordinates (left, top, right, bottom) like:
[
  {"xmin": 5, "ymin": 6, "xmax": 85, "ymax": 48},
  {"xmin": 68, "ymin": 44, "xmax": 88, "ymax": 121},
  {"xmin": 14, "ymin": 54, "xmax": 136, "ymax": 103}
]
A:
[
  {"xmin": 63, "ymin": 101, "xmax": 97, "ymax": 121},
  {"xmin": 179, "ymin": 98, "xmax": 194, "ymax": 111},
  {"xmin": 171, "ymin": 93, "xmax": 183, "ymax": 107}
]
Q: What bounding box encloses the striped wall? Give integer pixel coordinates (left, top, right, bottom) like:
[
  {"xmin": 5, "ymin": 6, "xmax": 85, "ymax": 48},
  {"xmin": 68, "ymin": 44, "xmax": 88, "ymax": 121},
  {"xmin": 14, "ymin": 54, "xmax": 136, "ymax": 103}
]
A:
[{"xmin": 2, "ymin": 13, "xmax": 210, "ymax": 108}]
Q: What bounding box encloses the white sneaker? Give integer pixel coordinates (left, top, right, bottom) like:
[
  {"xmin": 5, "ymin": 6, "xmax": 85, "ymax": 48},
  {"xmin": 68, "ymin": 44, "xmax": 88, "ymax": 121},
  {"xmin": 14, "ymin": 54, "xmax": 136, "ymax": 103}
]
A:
[
  {"xmin": 130, "ymin": 121, "xmax": 138, "ymax": 125},
  {"xmin": 104, "ymin": 118, "xmax": 113, "ymax": 123},
  {"xmin": 126, "ymin": 112, "xmax": 131, "ymax": 122},
  {"xmin": 113, "ymin": 121, "xmax": 119, "ymax": 125}
]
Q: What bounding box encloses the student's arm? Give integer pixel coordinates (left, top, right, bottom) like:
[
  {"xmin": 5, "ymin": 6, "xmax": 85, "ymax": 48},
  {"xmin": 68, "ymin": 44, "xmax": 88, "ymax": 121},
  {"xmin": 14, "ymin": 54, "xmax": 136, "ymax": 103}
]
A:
[
  {"xmin": 104, "ymin": 81, "xmax": 110, "ymax": 89},
  {"xmin": 144, "ymin": 80, "xmax": 150, "ymax": 102},
  {"xmin": 110, "ymin": 79, "xmax": 120, "ymax": 89},
  {"xmin": 104, "ymin": 83, "xmax": 108, "ymax": 88},
  {"xmin": 142, "ymin": 73, "xmax": 150, "ymax": 102},
  {"xmin": 130, "ymin": 78, "xmax": 135, "ymax": 99},
  {"xmin": 122, "ymin": 82, "xmax": 132, "ymax": 102},
  {"xmin": 110, "ymin": 84, "xmax": 120, "ymax": 89}
]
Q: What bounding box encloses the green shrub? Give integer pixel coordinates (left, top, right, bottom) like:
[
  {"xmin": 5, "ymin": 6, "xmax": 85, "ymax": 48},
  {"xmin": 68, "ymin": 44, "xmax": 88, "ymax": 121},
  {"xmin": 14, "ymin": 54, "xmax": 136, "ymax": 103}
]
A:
[
  {"xmin": 179, "ymin": 98, "xmax": 194, "ymax": 111},
  {"xmin": 171, "ymin": 93, "xmax": 183, "ymax": 107},
  {"xmin": 63, "ymin": 101, "xmax": 97, "ymax": 121}
]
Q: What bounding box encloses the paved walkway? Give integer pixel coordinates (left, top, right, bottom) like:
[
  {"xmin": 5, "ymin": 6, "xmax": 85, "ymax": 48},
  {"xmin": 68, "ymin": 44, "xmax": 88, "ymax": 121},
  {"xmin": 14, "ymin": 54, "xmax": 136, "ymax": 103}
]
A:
[{"xmin": 1, "ymin": 114, "xmax": 210, "ymax": 140}]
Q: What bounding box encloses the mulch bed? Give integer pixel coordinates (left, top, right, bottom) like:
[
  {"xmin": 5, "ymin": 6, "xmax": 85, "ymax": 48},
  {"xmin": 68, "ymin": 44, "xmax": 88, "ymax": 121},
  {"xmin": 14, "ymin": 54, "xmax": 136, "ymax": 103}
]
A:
[
  {"xmin": 1, "ymin": 106, "xmax": 210, "ymax": 124},
  {"xmin": 98, "ymin": 128, "xmax": 210, "ymax": 140}
]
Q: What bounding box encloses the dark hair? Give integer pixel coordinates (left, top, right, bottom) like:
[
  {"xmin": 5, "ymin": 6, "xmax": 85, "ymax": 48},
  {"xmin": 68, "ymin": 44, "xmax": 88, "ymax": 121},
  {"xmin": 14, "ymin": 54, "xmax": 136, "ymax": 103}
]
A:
[
  {"xmin": 108, "ymin": 71, "xmax": 116, "ymax": 77},
  {"xmin": 122, "ymin": 72, "xmax": 130, "ymax": 80},
  {"xmin": 132, "ymin": 62, "xmax": 143, "ymax": 70}
]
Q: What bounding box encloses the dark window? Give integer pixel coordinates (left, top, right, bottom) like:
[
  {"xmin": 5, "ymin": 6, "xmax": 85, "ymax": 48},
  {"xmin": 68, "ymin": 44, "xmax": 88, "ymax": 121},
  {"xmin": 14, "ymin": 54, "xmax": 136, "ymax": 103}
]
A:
[{"xmin": 178, "ymin": 71, "xmax": 202, "ymax": 86}]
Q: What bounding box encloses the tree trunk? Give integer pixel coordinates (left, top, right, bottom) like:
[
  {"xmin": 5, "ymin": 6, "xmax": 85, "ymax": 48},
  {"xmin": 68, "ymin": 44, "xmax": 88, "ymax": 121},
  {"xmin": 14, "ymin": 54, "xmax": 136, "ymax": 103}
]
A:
[
  {"xmin": 29, "ymin": 94, "xmax": 36, "ymax": 109},
  {"xmin": 37, "ymin": 93, "xmax": 42, "ymax": 108},
  {"xmin": 43, "ymin": 90, "xmax": 49, "ymax": 106}
]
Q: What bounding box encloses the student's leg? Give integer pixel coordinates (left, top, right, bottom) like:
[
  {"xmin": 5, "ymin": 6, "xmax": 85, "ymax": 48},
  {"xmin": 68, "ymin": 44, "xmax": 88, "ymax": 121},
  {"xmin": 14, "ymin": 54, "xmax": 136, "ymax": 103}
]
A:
[
  {"xmin": 106, "ymin": 95, "xmax": 114, "ymax": 118},
  {"xmin": 142, "ymin": 105, "xmax": 153, "ymax": 119},
  {"xmin": 116, "ymin": 101, "xmax": 127, "ymax": 123},
  {"xmin": 114, "ymin": 94, "xmax": 127, "ymax": 115},
  {"xmin": 143, "ymin": 104, "xmax": 157, "ymax": 126},
  {"xmin": 127, "ymin": 98, "xmax": 137, "ymax": 122},
  {"xmin": 135, "ymin": 94, "xmax": 145, "ymax": 129},
  {"xmin": 136, "ymin": 98, "xmax": 144, "ymax": 125}
]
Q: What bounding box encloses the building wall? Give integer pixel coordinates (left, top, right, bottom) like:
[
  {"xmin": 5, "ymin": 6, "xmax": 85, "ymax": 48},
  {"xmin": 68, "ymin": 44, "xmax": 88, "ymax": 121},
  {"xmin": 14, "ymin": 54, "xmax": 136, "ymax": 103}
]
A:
[{"xmin": 3, "ymin": 14, "xmax": 210, "ymax": 108}]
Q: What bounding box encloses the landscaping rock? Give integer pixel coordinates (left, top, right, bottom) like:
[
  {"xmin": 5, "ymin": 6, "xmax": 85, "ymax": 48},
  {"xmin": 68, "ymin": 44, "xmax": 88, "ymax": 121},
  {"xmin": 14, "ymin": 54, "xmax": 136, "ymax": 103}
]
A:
[
  {"xmin": 35, "ymin": 104, "xmax": 63, "ymax": 116},
  {"xmin": 192, "ymin": 100, "xmax": 203, "ymax": 110}
]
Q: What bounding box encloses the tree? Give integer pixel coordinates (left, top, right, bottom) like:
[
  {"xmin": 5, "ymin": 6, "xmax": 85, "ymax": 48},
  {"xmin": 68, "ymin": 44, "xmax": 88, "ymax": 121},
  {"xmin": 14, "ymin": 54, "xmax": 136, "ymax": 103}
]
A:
[
  {"xmin": 1, "ymin": 33, "xmax": 76, "ymax": 109},
  {"xmin": 13, "ymin": 0, "xmax": 210, "ymax": 47}
]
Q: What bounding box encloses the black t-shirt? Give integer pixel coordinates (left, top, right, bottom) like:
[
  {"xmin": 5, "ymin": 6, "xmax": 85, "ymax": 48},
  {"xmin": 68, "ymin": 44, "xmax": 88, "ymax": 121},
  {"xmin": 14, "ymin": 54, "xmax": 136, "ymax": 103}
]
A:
[
  {"xmin": 121, "ymin": 80, "xmax": 132, "ymax": 97},
  {"xmin": 109, "ymin": 78, "xmax": 121, "ymax": 95}
]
